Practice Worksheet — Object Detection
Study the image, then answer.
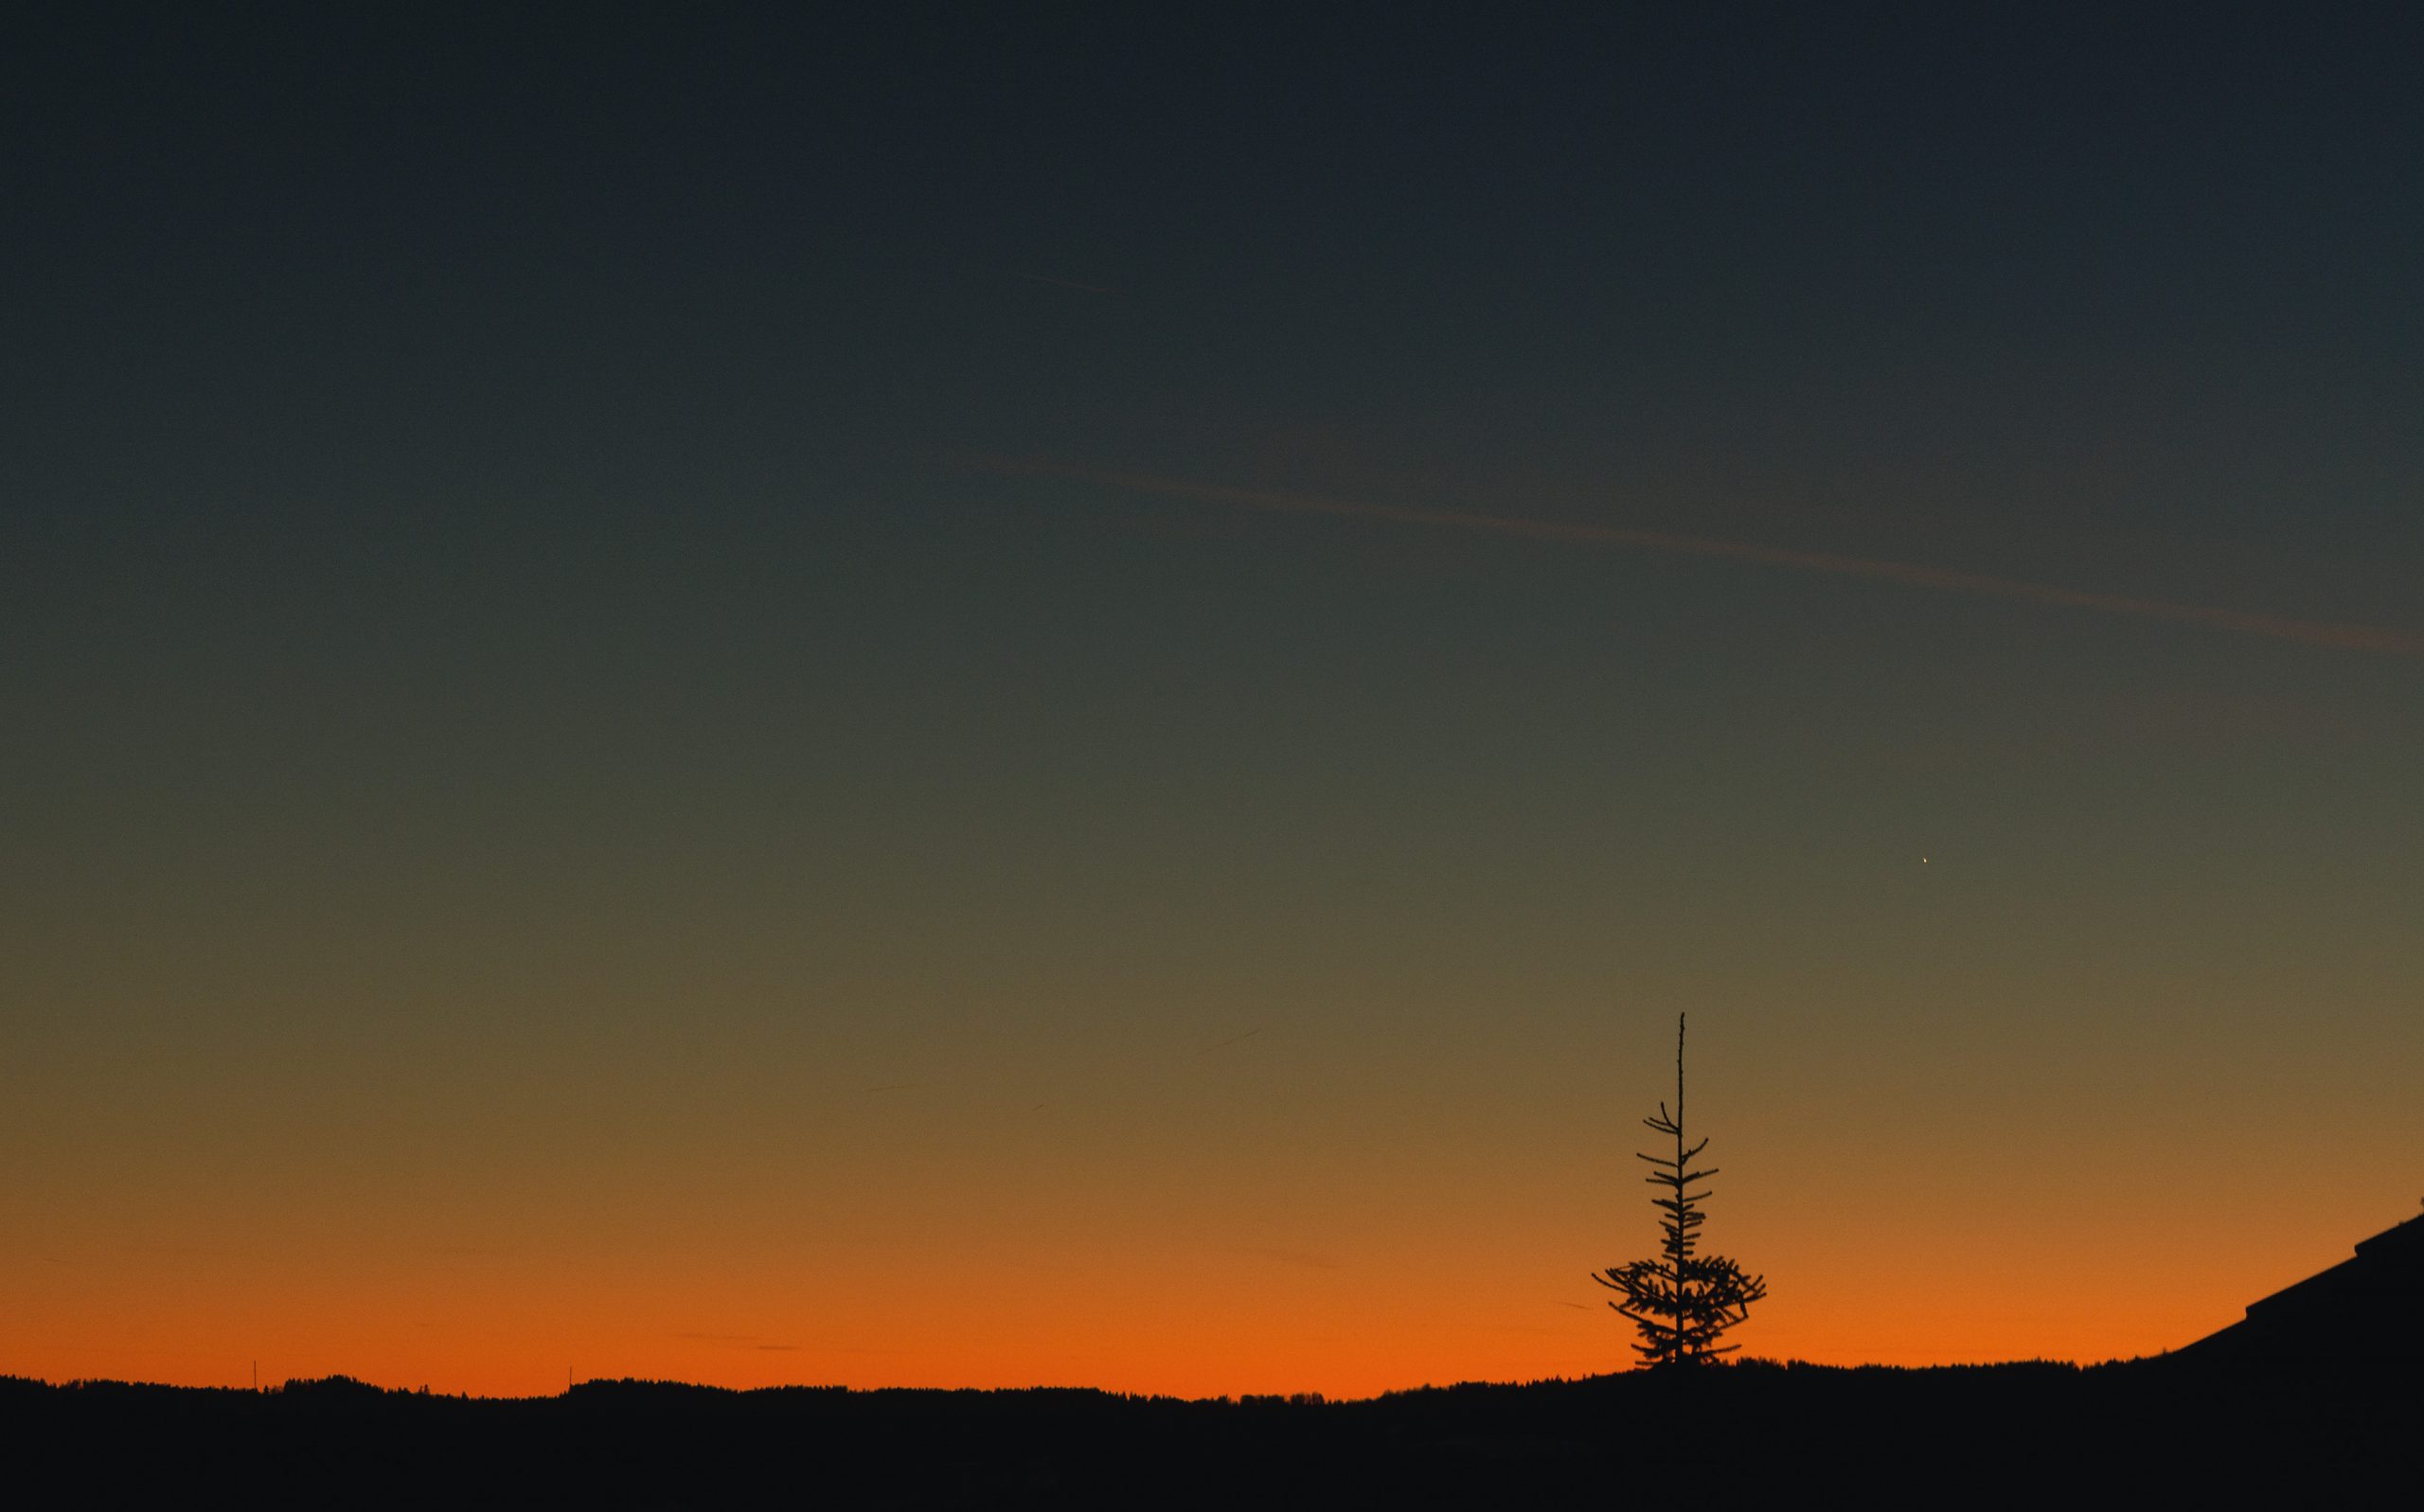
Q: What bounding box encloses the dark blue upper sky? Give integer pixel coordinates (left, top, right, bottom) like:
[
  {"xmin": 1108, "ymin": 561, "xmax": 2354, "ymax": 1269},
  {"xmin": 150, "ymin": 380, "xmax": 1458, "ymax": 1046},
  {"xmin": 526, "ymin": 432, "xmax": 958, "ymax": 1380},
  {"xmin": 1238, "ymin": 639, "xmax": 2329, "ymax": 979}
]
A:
[{"xmin": 12, "ymin": 6, "xmax": 2421, "ymax": 546}]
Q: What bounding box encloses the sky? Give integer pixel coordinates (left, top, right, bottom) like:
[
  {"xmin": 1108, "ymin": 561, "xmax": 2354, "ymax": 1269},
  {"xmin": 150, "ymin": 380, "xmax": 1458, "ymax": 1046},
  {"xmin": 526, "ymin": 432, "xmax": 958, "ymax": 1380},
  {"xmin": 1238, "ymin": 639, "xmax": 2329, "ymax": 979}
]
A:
[{"xmin": 5, "ymin": 5, "xmax": 2421, "ymax": 1398}]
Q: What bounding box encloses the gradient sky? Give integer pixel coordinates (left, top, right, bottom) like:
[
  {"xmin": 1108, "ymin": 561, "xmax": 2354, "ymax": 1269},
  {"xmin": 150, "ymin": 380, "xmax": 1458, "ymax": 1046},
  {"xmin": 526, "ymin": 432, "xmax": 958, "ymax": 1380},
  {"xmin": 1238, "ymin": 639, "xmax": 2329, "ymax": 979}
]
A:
[{"xmin": 6, "ymin": 5, "xmax": 2421, "ymax": 1397}]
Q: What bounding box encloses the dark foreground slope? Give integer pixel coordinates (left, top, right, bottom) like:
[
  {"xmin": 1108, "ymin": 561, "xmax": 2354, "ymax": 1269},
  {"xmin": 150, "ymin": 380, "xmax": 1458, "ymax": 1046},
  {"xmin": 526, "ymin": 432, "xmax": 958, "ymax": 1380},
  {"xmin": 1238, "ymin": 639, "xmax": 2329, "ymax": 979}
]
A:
[{"xmin": 5, "ymin": 1358, "xmax": 2415, "ymax": 1508}]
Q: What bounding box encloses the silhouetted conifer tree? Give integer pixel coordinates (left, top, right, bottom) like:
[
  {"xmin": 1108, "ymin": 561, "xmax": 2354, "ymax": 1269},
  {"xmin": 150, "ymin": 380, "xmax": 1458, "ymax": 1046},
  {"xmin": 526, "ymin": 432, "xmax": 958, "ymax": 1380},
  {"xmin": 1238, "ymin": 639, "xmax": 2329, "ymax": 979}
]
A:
[{"xmin": 1593, "ymin": 1013, "xmax": 1766, "ymax": 1366}]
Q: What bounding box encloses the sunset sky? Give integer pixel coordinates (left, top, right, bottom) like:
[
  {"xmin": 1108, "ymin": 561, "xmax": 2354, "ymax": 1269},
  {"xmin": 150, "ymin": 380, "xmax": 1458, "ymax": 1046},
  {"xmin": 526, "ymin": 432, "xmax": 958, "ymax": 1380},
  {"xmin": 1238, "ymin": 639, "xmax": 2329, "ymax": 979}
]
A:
[{"xmin": 6, "ymin": 6, "xmax": 2421, "ymax": 1399}]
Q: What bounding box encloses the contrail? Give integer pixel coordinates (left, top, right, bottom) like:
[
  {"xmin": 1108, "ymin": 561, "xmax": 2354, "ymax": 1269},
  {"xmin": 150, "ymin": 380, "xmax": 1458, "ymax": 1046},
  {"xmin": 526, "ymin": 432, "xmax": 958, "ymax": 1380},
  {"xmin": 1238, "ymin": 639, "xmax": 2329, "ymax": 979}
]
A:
[
  {"xmin": 980, "ymin": 458, "xmax": 2424, "ymax": 660},
  {"xmin": 1014, "ymin": 272, "xmax": 1119, "ymax": 294}
]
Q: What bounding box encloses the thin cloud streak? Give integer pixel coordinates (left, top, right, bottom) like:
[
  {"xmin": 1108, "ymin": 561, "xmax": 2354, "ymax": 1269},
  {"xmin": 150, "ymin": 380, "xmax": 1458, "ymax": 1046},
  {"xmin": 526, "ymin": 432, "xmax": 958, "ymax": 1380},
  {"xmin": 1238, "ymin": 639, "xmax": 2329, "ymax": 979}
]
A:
[{"xmin": 985, "ymin": 460, "xmax": 2424, "ymax": 660}]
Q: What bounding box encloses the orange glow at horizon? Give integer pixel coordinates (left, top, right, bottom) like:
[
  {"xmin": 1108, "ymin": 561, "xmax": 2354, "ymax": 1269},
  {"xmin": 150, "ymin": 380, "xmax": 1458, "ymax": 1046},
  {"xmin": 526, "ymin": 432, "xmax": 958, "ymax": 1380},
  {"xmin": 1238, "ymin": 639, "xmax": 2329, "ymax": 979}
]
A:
[
  {"xmin": 9, "ymin": 1099, "xmax": 2407, "ymax": 1397},
  {"xmin": 0, "ymin": 1236, "xmax": 2368, "ymax": 1398}
]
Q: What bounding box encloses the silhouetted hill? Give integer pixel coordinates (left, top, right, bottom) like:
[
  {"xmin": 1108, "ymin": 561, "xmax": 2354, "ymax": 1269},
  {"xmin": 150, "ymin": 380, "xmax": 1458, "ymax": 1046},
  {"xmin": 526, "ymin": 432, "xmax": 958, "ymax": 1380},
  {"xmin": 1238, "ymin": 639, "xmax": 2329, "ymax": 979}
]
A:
[
  {"xmin": 2171, "ymin": 1209, "xmax": 2424, "ymax": 1369},
  {"xmin": 5, "ymin": 1355, "xmax": 2415, "ymax": 1507}
]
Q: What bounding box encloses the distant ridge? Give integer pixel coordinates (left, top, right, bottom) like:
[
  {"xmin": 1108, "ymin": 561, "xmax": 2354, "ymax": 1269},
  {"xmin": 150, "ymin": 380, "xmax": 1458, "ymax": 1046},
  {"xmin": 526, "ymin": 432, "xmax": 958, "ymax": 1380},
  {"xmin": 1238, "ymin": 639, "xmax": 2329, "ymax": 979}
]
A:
[
  {"xmin": 7, "ymin": 1354, "xmax": 2416, "ymax": 1502},
  {"xmin": 2173, "ymin": 1209, "xmax": 2424, "ymax": 1368}
]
